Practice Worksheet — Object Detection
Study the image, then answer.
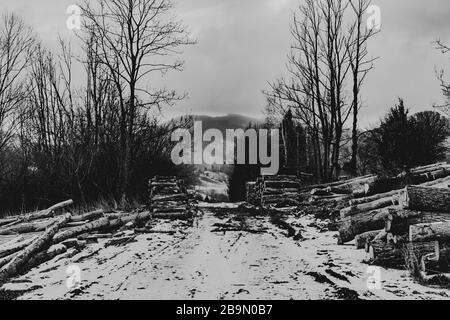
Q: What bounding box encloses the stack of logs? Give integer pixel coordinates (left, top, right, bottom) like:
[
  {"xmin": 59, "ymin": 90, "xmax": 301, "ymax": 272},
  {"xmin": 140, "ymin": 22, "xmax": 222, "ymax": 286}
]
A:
[
  {"xmin": 0, "ymin": 200, "xmax": 154, "ymax": 287},
  {"xmin": 0, "ymin": 176, "xmax": 195, "ymax": 287},
  {"xmin": 246, "ymin": 175, "xmax": 302, "ymax": 208},
  {"xmin": 335, "ymin": 162, "xmax": 450, "ymax": 286},
  {"xmin": 148, "ymin": 176, "xmax": 197, "ymax": 220},
  {"xmin": 308, "ymin": 174, "xmax": 378, "ymax": 203}
]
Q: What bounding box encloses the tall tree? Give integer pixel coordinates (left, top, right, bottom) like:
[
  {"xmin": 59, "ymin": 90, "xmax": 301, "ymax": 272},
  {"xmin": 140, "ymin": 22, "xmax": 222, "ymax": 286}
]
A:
[
  {"xmin": 0, "ymin": 13, "xmax": 34, "ymax": 156},
  {"xmin": 80, "ymin": 0, "xmax": 195, "ymax": 200},
  {"xmin": 347, "ymin": 0, "xmax": 379, "ymax": 175}
]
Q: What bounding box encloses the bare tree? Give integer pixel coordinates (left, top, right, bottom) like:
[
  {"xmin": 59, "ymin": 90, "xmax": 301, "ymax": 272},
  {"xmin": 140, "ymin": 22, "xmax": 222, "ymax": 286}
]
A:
[
  {"xmin": 265, "ymin": 0, "xmax": 378, "ymax": 181},
  {"xmin": 0, "ymin": 13, "xmax": 35, "ymax": 154},
  {"xmin": 347, "ymin": 0, "xmax": 379, "ymax": 175},
  {"xmin": 266, "ymin": 0, "xmax": 351, "ymax": 181},
  {"xmin": 434, "ymin": 40, "xmax": 450, "ymax": 118},
  {"xmin": 79, "ymin": 0, "xmax": 195, "ymax": 200}
]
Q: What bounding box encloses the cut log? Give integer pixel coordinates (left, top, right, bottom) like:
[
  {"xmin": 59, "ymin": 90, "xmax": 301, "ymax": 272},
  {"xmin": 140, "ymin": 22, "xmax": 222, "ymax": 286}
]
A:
[
  {"xmin": 338, "ymin": 207, "xmax": 394, "ymax": 244},
  {"xmin": 22, "ymin": 200, "xmax": 74, "ymax": 222},
  {"xmin": 403, "ymin": 186, "xmax": 450, "ymax": 212},
  {"xmin": 24, "ymin": 244, "xmax": 68, "ymax": 271},
  {"xmin": 0, "ymin": 219, "xmax": 54, "ymax": 235},
  {"xmin": 0, "ymin": 213, "xmax": 71, "ymax": 284},
  {"xmin": 367, "ymin": 241, "xmax": 436, "ymax": 269},
  {"xmin": 53, "ymin": 217, "xmax": 110, "ymax": 244},
  {"xmin": 409, "ymin": 221, "xmax": 450, "ymax": 242},
  {"xmin": 264, "ymin": 181, "xmax": 300, "ymax": 189},
  {"xmin": 151, "ymin": 194, "xmax": 187, "ymax": 202},
  {"xmin": 0, "ymin": 253, "xmax": 17, "ymax": 269},
  {"xmin": 350, "ymin": 189, "xmax": 403, "ymax": 206},
  {"xmin": 340, "ymin": 196, "xmax": 398, "ymax": 218},
  {"xmin": 420, "ymin": 175, "xmax": 450, "ymax": 187},
  {"xmin": 355, "ymin": 229, "xmax": 385, "ymax": 249},
  {"xmin": 152, "ymin": 212, "xmax": 190, "ymax": 220},
  {"xmin": 264, "ymin": 188, "xmax": 299, "ymax": 195},
  {"xmin": 0, "ymin": 236, "xmax": 38, "ymax": 258},
  {"xmin": 385, "ymin": 209, "xmax": 450, "ymax": 235},
  {"xmin": 0, "ymin": 218, "xmax": 20, "ymax": 228},
  {"xmin": 70, "ymin": 209, "xmax": 104, "ymax": 222},
  {"xmin": 0, "ymin": 235, "xmax": 24, "ymax": 249},
  {"xmin": 411, "ymin": 162, "xmax": 447, "ymax": 174},
  {"xmin": 54, "ymin": 212, "xmax": 151, "ymax": 243}
]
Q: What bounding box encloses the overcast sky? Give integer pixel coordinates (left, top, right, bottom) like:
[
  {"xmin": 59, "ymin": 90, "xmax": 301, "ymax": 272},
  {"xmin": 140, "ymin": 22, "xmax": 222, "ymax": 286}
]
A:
[{"xmin": 2, "ymin": 0, "xmax": 450, "ymax": 127}]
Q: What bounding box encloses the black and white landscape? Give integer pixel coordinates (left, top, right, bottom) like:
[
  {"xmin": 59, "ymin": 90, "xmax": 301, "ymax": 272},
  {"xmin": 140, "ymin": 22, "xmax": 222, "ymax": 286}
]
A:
[{"xmin": 0, "ymin": 0, "xmax": 450, "ymax": 301}]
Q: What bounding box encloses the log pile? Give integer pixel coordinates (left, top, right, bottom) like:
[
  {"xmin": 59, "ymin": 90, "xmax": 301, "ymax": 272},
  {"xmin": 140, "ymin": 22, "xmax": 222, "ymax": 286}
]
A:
[
  {"xmin": 0, "ymin": 176, "xmax": 196, "ymax": 286},
  {"xmin": 334, "ymin": 163, "xmax": 450, "ymax": 287},
  {"xmin": 245, "ymin": 175, "xmax": 301, "ymax": 208},
  {"xmin": 337, "ymin": 164, "xmax": 450, "ymax": 245},
  {"xmin": 148, "ymin": 176, "xmax": 197, "ymax": 220},
  {"xmin": 0, "ymin": 200, "xmax": 158, "ymax": 286}
]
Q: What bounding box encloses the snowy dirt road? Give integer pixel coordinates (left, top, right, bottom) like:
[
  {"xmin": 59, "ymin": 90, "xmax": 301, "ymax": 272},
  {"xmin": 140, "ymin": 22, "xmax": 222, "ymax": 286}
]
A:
[{"xmin": 3, "ymin": 207, "xmax": 450, "ymax": 300}]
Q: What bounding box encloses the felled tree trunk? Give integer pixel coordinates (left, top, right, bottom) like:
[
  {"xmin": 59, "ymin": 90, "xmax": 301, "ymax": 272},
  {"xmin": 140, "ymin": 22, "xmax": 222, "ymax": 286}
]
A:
[
  {"xmin": 403, "ymin": 186, "xmax": 450, "ymax": 212},
  {"xmin": 385, "ymin": 209, "xmax": 450, "ymax": 236},
  {"xmin": 22, "ymin": 200, "xmax": 74, "ymax": 222},
  {"xmin": 0, "ymin": 213, "xmax": 71, "ymax": 284},
  {"xmin": 367, "ymin": 241, "xmax": 436, "ymax": 269},
  {"xmin": 340, "ymin": 197, "xmax": 398, "ymax": 218},
  {"xmin": 338, "ymin": 207, "xmax": 393, "ymax": 244},
  {"xmin": 410, "ymin": 221, "xmax": 450, "ymax": 242},
  {"xmin": 0, "ymin": 220, "xmax": 55, "ymax": 235},
  {"xmin": 0, "ymin": 236, "xmax": 38, "ymax": 258},
  {"xmin": 355, "ymin": 229, "xmax": 385, "ymax": 249},
  {"xmin": 23, "ymin": 244, "xmax": 68, "ymax": 271},
  {"xmin": 350, "ymin": 189, "xmax": 403, "ymax": 206},
  {"xmin": 53, "ymin": 217, "xmax": 110, "ymax": 244}
]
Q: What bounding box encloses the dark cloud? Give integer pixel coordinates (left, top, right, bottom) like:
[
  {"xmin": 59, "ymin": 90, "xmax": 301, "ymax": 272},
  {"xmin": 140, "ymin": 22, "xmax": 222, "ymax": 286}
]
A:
[{"xmin": 2, "ymin": 0, "xmax": 450, "ymax": 126}]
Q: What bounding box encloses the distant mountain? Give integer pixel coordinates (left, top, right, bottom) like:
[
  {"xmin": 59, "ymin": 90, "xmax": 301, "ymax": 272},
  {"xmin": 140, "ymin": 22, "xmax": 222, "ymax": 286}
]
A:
[{"xmin": 192, "ymin": 114, "xmax": 263, "ymax": 132}]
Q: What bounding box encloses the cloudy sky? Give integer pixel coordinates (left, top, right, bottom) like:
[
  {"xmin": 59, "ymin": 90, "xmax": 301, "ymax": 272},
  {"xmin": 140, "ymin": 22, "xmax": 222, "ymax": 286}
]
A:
[{"xmin": 2, "ymin": 0, "xmax": 450, "ymax": 127}]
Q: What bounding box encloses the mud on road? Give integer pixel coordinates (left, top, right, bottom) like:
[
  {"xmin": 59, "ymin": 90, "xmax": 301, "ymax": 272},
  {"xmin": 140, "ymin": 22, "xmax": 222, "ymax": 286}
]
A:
[{"xmin": 3, "ymin": 204, "xmax": 450, "ymax": 300}]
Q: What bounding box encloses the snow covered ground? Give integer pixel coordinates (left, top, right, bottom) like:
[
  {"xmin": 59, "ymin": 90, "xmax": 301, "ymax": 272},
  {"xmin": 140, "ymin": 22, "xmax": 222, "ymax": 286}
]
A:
[{"xmin": 2, "ymin": 205, "xmax": 450, "ymax": 300}]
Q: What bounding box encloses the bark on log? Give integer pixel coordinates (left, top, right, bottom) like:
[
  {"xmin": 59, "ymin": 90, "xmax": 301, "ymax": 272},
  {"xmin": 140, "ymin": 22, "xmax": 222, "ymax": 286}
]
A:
[
  {"xmin": 0, "ymin": 220, "xmax": 54, "ymax": 235},
  {"xmin": 403, "ymin": 186, "xmax": 450, "ymax": 212},
  {"xmin": 367, "ymin": 241, "xmax": 436, "ymax": 269},
  {"xmin": 355, "ymin": 229, "xmax": 384, "ymax": 249},
  {"xmin": 22, "ymin": 200, "xmax": 74, "ymax": 222},
  {"xmin": 264, "ymin": 181, "xmax": 300, "ymax": 189},
  {"xmin": 151, "ymin": 194, "xmax": 187, "ymax": 202},
  {"xmin": 152, "ymin": 212, "xmax": 190, "ymax": 220},
  {"xmin": 340, "ymin": 197, "xmax": 398, "ymax": 218},
  {"xmin": 24, "ymin": 244, "xmax": 68, "ymax": 271},
  {"xmin": 0, "ymin": 218, "xmax": 20, "ymax": 228},
  {"xmin": 409, "ymin": 221, "xmax": 450, "ymax": 242},
  {"xmin": 338, "ymin": 207, "xmax": 394, "ymax": 244},
  {"xmin": 0, "ymin": 253, "xmax": 17, "ymax": 269},
  {"xmin": 350, "ymin": 189, "xmax": 403, "ymax": 206},
  {"xmin": 411, "ymin": 162, "xmax": 447, "ymax": 174},
  {"xmin": 0, "ymin": 213, "xmax": 71, "ymax": 284},
  {"xmin": 54, "ymin": 212, "xmax": 151, "ymax": 243},
  {"xmin": 385, "ymin": 209, "xmax": 450, "ymax": 235},
  {"xmin": 53, "ymin": 217, "xmax": 110, "ymax": 244},
  {"xmin": 0, "ymin": 236, "xmax": 38, "ymax": 258}
]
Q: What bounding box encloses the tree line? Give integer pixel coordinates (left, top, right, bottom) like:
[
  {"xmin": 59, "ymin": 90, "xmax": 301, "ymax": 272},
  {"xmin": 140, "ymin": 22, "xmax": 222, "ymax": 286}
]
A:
[{"xmin": 0, "ymin": 0, "xmax": 194, "ymax": 215}]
